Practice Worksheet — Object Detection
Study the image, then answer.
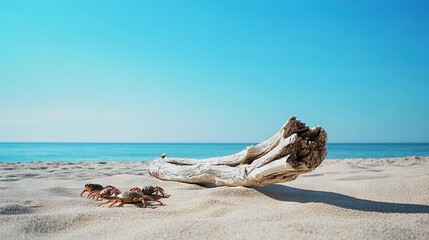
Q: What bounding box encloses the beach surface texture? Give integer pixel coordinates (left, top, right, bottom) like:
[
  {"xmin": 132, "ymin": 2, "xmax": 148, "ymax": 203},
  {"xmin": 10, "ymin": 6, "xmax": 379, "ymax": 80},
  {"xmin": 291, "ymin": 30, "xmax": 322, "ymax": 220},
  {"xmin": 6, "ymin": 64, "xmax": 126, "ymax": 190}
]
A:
[{"xmin": 1, "ymin": 157, "xmax": 428, "ymax": 239}]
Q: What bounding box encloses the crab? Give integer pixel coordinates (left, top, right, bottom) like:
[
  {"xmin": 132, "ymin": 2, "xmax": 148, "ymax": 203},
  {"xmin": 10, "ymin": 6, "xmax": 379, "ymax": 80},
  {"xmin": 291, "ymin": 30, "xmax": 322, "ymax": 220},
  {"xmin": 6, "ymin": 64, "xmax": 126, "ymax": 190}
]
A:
[
  {"xmin": 129, "ymin": 185, "xmax": 165, "ymax": 197},
  {"xmin": 80, "ymin": 184, "xmax": 120, "ymax": 199},
  {"xmin": 98, "ymin": 190, "xmax": 163, "ymax": 208},
  {"xmin": 80, "ymin": 184, "xmax": 104, "ymax": 198},
  {"xmin": 88, "ymin": 185, "xmax": 121, "ymax": 200}
]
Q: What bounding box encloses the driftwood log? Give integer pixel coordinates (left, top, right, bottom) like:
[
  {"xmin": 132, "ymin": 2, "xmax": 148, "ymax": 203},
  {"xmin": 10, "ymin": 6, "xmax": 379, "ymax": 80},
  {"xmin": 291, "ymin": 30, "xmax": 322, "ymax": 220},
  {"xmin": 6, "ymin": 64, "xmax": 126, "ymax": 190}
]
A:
[{"xmin": 149, "ymin": 117, "xmax": 327, "ymax": 186}]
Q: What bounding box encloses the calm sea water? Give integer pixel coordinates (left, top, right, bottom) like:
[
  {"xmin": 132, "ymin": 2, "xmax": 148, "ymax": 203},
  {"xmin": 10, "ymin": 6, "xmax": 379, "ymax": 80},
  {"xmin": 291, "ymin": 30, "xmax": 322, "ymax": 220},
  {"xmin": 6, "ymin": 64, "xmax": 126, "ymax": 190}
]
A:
[{"xmin": 0, "ymin": 143, "xmax": 428, "ymax": 163}]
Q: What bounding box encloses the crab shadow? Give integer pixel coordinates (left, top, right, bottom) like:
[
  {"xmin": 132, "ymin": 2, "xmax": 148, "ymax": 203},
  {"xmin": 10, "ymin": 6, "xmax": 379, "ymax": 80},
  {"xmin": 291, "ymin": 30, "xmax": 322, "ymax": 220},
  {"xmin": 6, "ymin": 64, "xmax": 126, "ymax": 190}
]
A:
[
  {"xmin": 118, "ymin": 202, "xmax": 160, "ymax": 209},
  {"xmin": 106, "ymin": 197, "xmax": 167, "ymax": 209},
  {"xmin": 252, "ymin": 184, "xmax": 429, "ymax": 214}
]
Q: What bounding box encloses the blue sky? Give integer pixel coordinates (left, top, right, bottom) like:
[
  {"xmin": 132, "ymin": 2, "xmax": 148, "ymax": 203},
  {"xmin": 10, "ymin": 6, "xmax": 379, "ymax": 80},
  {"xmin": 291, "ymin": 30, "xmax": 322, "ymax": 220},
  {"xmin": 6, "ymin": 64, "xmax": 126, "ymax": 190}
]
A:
[{"xmin": 0, "ymin": 1, "xmax": 428, "ymax": 143}]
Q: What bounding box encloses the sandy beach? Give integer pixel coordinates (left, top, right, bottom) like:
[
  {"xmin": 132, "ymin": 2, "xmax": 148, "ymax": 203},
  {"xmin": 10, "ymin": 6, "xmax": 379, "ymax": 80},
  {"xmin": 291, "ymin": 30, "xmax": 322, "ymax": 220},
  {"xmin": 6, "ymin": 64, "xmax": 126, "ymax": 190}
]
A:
[{"xmin": 0, "ymin": 157, "xmax": 428, "ymax": 239}]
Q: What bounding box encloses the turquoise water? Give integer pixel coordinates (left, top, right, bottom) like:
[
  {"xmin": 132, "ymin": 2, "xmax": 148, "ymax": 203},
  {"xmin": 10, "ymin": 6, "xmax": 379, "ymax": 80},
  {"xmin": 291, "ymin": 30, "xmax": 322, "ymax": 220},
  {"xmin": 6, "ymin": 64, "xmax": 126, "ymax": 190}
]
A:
[{"xmin": 0, "ymin": 143, "xmax": 428, "ymax": 163}]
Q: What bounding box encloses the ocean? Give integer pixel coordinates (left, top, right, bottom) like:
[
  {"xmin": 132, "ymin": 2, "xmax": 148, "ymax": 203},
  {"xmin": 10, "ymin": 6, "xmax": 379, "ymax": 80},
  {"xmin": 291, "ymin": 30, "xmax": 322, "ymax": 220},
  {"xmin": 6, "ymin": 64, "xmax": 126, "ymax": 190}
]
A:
[{"xmin": 0, "ymin": 143, "xmax": 429, "ymax": 163}]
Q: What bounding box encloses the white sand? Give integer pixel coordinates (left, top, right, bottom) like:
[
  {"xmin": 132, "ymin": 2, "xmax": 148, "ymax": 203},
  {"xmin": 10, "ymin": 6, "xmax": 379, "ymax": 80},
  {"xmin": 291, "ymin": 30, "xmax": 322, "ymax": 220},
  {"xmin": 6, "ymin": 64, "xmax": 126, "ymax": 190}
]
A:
[{"xmin": 1, "ymin": 157, "xmax": 428, "ymax": 239}]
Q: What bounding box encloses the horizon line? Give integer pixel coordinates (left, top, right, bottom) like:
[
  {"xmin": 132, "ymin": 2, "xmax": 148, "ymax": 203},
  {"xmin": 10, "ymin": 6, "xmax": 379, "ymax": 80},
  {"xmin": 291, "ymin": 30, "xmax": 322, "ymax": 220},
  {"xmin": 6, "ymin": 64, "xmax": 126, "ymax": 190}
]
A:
[{"xmin": 0, "ymin": 141, "xmax": 429, "ymax": 144}]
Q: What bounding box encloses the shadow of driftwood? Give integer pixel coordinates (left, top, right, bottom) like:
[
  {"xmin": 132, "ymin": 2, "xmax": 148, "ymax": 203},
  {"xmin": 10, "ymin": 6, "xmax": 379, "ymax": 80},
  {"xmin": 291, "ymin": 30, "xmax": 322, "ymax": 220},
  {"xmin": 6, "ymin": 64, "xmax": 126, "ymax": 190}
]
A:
[{"xmin": 252, "ymin": 184, "xmax": 429, "ymax": 214}]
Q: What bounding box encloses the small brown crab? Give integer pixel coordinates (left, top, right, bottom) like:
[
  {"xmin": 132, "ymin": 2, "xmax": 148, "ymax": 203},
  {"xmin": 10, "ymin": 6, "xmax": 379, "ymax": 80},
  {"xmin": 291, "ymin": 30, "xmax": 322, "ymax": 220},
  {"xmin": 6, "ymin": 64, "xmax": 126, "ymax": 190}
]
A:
[
  {"xmin": 129, "ymin": 186, "xmax": 165, "ymax": 197},
  {"xmin": 88, "ymin": 186, "xmax": 121, "ymax": 200},
  {"xmin": 80, "ymin": 184, "xmax": 120, "ymax": 199},
  {"xmin": 98, "ymin": 190, "xmax": 162, "ymax": 208},
  {"xmin": 80, "ymin": 184, "xmax": 104, "ymax": 198}
]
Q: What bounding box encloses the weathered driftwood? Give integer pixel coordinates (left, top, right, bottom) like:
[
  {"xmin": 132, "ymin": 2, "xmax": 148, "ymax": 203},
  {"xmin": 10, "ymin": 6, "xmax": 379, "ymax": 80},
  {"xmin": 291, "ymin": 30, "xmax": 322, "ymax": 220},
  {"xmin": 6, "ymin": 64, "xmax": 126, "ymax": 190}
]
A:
[{"xmin": 149, "ymin": 117, "xmax": 327, "ymax": 186}]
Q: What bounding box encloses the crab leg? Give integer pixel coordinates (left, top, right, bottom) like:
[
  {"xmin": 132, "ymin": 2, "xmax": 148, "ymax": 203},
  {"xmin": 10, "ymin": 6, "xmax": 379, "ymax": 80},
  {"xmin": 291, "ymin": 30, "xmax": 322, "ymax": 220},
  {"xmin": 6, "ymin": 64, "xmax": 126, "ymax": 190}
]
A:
[
  {"xmin": 99, "ymin": 199, "xmax": 115, "ymax": 207},
  {"xmin": 143, "ymin": 195, "xmax": 163, "ymax": 206},
  {"xmin": 89, "ymin": 192, "xmax": 101, "ymax": 200},
  {"xmin": 95, "ymin": 193, "xmax": 103, "ymax": 200},
  {"xmin": 109, "ymin": 199, "xmax": 122, "ymax": 208},
  {"xmin": 87, "ymin": 191, "xmax": 98, "ymax": 199},
  {"xmin": 87, "ymin": 192, "xmax": 94, "ymax": 199},
  {"xmin": 80, "ymin": 189, "xmax": 89, "ymax": 197},
  {"xmin": 134, "ymin": 197, "xmax": 148, "ymax": 208},
  {"xmin": 155, "ymin": 187, "xmax": 165, "ymax": 197},
  {"xmin": 129, "ymin": 187, "xmax": 141, "ymax": 192}
]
